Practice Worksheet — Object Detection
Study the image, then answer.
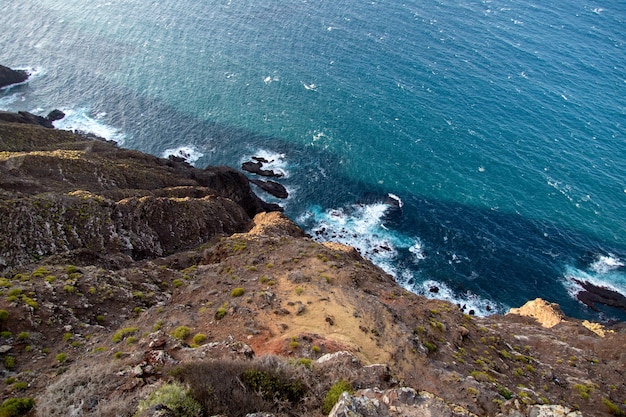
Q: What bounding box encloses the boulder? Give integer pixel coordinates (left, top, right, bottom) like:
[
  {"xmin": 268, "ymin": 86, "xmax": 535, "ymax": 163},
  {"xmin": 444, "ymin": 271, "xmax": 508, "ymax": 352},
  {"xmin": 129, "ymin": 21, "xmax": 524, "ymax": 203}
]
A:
[
  {"xmin": 0, "ymin": 65, "xmax": 28, "ymax": 88},
  {"xmin": 46, "ymin": 109, "xmax": 66, "ymax": 122}
]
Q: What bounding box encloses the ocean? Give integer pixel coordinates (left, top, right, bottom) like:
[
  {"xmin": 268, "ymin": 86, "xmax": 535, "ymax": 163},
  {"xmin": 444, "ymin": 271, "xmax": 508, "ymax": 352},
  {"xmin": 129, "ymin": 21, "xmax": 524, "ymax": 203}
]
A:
[{"xmin": 1, "ymin": 0, "xmax": 625, "ymax": 321}]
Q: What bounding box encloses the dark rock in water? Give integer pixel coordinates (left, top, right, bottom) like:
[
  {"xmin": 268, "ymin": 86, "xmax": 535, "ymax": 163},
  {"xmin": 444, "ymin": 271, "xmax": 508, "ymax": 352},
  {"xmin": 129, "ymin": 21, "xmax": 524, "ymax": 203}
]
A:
[
  {"xmin": 241, "ymin": 160, "xmax": 283, "ymax": 178},
  {"xmin": 250, "ymin": 179, "xmax": 288, "ymax": 199},
  {"xmin": 0, "ymin": 65, "xmax": 29, "ymax": 88},
  {"xmin": 252, "ymin": 156, "xmax": 270, "ymax": 163},
  {"xmin": 429, "ymin": 286, "xmax": 439, "ymax": 293},
  {"xmin": 46, "ymin": 109, "xmax": 66, "ymax": 122},
  {"xmin": 573, "ymin": 278, "xmax": 626, "ymax": 313}
]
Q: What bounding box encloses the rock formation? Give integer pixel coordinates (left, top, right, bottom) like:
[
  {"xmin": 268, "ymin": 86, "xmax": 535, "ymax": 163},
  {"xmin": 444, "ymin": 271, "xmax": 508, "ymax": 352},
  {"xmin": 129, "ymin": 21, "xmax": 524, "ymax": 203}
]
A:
[
  {"xmin": 0, "ymin": 64, "xmax": 28, "ymax": 88},
  {"xmin": 507, "ymin": 298, "xmax": 565, "ymax": 328}
]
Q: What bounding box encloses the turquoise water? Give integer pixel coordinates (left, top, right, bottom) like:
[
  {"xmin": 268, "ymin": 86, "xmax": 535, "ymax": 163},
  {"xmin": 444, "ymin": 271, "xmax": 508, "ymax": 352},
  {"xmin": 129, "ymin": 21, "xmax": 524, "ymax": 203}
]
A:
[{"xmin": 1, "ymin": 0, "xmax": 625, "ymax": 320}]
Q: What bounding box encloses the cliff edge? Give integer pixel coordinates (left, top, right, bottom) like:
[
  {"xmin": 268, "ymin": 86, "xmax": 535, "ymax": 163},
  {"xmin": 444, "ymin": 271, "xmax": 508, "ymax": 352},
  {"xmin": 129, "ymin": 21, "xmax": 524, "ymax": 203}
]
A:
[{"xmin": 0, "ymin": 121, "xmax": 624, "ymax": 417}]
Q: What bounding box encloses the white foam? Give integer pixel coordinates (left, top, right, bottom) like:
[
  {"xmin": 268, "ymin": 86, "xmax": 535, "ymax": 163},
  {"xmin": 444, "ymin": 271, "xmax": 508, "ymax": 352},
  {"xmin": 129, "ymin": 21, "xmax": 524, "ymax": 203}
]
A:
[
  {"xmin": 241, "ymin": 149, "xmax": 289, "ymax": 178},
  {"xmin": 417, "ymin": 280, "xmax": 506, "ymax": 316},
  {"xmin": 590, "ymin": 254, "xmax": 624, "ymax": 274},
  {"xmin": 387, "ymin": 193, "xmax": 404, "ymax": 208},
  {"xmin": 300, "ymin": 200, "xmax": 422, "ymax": 278},
  {"xmin": 53, "ymin": 107, "xmax": 127, "ymax": 144},
  {"xmin": 161, "ymin": 145, "xmax": 204, "ymax": 165}
]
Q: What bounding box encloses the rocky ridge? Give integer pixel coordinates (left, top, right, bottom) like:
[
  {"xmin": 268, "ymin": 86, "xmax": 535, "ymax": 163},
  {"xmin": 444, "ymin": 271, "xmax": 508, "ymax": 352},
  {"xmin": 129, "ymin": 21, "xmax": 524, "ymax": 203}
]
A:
[{"xmin": 0, "ymin": 119, "xmax": 624, "ymax": 417}]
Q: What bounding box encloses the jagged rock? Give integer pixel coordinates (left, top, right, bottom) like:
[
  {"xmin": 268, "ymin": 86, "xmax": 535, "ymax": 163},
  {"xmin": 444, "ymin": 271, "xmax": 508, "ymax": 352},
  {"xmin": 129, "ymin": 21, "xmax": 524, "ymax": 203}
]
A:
[
  {"xmin": 247, "ymin": 212, "xmax": 306, "ymax": 238},
  {"xmin": 249, "ymin": 178, "xmax": 288, "ymax": 199},
  {"xmin": 317, "ymin": 350, "xmax": 360, "ymax": 365},
  {"xmin": 573, "ymin": 278, "xmax": 626, "ymax": 313},
  {"xmin": 241, "ymin": 160, "xmax": 283, "ymax": 177},
  {"xmin": 527, "ymin": 405, "xmax": 582, "ymax": 417},
  {"xmin": 507, "ymin": 298, "xmax": 565, "ymax": 328},
  {"xmin": 0, "ymin": 65, "xmax": 28, "ymax": 88},
  {"xmin": 329, "ymin": 388, "xmax": 478, "ymax": 417}
]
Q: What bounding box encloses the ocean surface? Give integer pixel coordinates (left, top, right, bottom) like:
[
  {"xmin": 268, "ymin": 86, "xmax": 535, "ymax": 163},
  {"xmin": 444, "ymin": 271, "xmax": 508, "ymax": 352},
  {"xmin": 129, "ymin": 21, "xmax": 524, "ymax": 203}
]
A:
[{"xmin": 2, "ymin": 0, "xmax": 625, "ymax": 321}]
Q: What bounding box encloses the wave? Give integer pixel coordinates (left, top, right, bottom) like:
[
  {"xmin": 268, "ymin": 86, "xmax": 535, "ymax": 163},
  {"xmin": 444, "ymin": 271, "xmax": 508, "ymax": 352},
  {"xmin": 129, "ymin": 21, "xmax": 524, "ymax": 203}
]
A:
[
  {"xmin": 414, "ymin": 280, "xmax": 506, "ymax": 317},
  {"xmin": 161, "ymin": 145, "xmax": 204, "ymax": 165},
  {"xmin": 52, "ymin": 108, "xmax": 127, "ymax": 144},
  {"xmin": 298, "ymin": 198, "xmax": 424, "ymax": 275}
]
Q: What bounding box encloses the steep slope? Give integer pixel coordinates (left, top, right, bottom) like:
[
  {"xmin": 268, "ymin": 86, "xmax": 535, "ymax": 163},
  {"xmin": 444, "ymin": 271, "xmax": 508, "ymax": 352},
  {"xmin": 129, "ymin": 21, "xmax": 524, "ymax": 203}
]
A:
[{"xmin": 0, "ymin": 122, "xmax": 624, "ymax": 417}]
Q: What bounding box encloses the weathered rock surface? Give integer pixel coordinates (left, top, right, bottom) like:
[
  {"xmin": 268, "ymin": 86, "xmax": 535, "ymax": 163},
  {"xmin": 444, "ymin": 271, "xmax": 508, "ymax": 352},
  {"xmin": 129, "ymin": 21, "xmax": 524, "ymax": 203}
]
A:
[
  {"xmin": 507, "ymin": 298, "xmax": 565, "ymax": 328},
  {"xmin": 329, "ymin": 388, "xmax": 478, "ymax": 417},
  {"xmin": 0, "ymin": 122, "xmax": 279, "ymax": 271},
  {"xmin": 0, "ymin": 64, "xmax": 28, "ymax": 88}
]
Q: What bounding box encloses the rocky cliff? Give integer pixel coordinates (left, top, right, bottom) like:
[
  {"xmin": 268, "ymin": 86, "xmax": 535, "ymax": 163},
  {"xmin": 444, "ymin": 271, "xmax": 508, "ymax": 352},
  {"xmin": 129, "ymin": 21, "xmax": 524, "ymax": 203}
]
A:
[{"xmin": 0, "ymin": 120, "xmax": 624, "ymax": 417}]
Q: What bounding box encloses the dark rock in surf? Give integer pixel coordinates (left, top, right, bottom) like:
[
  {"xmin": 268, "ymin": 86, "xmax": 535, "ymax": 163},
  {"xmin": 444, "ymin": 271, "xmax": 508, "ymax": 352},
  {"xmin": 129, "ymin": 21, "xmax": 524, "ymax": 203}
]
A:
[
  {"xmin": 0, "ymin": 65, "xmax": 29, "ymax": 89},
  {"xmin": 573, "ymin": 279, "xmax": 626, "ymax": 313},
  {"xmin": 242, "ymin": 160, "xmax": 283, "ymax": 178},
  {"xmin": 250, "ymin": 179, "xmax": 288, "ymax": 199},
  {"xmin": 46, "ymin": 109, "xmax": 66, "ymax": 122}
]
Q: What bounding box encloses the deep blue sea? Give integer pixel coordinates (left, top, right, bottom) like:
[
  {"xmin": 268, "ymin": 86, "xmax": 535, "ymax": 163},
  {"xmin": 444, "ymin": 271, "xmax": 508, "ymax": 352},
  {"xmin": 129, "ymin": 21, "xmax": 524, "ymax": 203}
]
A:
[{"xmin": 2, "ymin": 0, "xmax": 625, "ymax": 321}]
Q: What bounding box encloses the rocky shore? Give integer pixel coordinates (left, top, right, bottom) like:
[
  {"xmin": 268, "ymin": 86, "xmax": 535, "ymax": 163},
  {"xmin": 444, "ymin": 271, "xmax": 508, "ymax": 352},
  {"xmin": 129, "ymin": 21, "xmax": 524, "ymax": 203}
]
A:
[
  {"xmin": 0, "ymin": 65, "xmax": 28, "ymax": 89},
  {"xmin": 0, "ymin": 115, "xmax": 624, "ymax": 417}
]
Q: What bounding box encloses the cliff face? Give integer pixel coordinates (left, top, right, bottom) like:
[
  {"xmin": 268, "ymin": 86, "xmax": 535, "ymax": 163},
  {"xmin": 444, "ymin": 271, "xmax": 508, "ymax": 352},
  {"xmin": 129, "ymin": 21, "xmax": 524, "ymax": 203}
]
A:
[
  {"xmin": 0, "ymin": 122, "xmax": 277, "ymax": 271},
  {"xmin": 0, "ymin": 121, "xmax": 624, "ymax": 417}
]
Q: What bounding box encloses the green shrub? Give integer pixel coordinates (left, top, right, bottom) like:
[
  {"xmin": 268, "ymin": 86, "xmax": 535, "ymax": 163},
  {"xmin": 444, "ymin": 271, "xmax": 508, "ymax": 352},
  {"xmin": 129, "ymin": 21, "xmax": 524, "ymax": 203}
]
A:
[
  {"xmin": 11, "ymin": 382, "xmax": 27, "ymax": 391},
  {"xmin": 171, "ymin": 326, "xmax": 191, "ymax": 341},
  {"xmin": 423, "ymin": 341, "xmax": 437, "ymax": 353},
  {"xmin": 241, "ymin": 369, "xmax": 306, "ymax": 402},
  {"xmin": 4, "ymin": 356, "xmax": 15, "ymax": 369},
  {"xmin": 602, "ymin": 398, "xmax": 626, "ymax": 417},
  {"xmin": 0, "ymin": 310, "xmax": 9, "ymax": 323},
  {"xmin": 0, "ymin": 397, "xmax": 35, "ymax": 417},
  {"xmin": 96, "ymin": 315, "xmax": 105, "ymax": 324},
  {"xmin": 497, "ymin": 385, "xmax": 513, "ymax": 400},
  {"xmin": 296, "ymin": 358, "xmax": 312, "ymax": 369},
  {"xmin": 7, "ymin": 289, "xmax": 22, "ymax": 298},
  {"xmin": 31, "ymin": 267, "xmax": 50, "ymax": 278},
  {"xmin": 66, "ymin": 265, "xmax": 79, "ymax": 274},
  {"xmin": 21, "ymin": 297, "xmax": 38, "ymax": 309},
  {"xmin": 231, "ymin": 287, "xmax": 245, "ymax": 297},
  {"xmin": 215, "ymin": 307, "xmax": 227, "ymax": 320},
  {"xmin": 16, "ymin": 332, "xmax": 29, "ymax": 342},
  {"xmin": 173, "ymin": 279, "xmax": 184, "ymax": 288},
  {"xmin": 322, "ymin": 379, "xmax": 353, "ymax": 415},
  {"xmin": 55, "ymin": 353, "xmax": 67, "ymax": 363},
  {"xmin": 192, "ymin": 333, "xmax": 207, "ymax": 345},
  {"xmin": 112, "ymin": 327, "xmax": 139, "ymax": 343},
  {"xmin": 135, "ymin": 382, "xmax": 202, "ymax": 417}
]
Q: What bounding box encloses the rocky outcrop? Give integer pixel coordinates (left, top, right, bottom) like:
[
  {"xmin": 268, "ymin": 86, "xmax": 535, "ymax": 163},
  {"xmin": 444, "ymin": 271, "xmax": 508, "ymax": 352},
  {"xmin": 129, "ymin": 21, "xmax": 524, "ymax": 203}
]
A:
[
  {"xmin": 329, "ymin": 388, "xmax": 478, "ymax": 417},
  {"xmin": 507, "ymin": 298, "xmax": 565, "ymax": 328},
  {"xmin": 0, "ymin": 122, "xmax": 279, "ymax": 270},
  {"xmin": 0, "ymin": 64, "xmax": 28, "ymax": 88},
  {"xmin": 0, "ymin": 110, "xmax": 65, "ymax": 128}
]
